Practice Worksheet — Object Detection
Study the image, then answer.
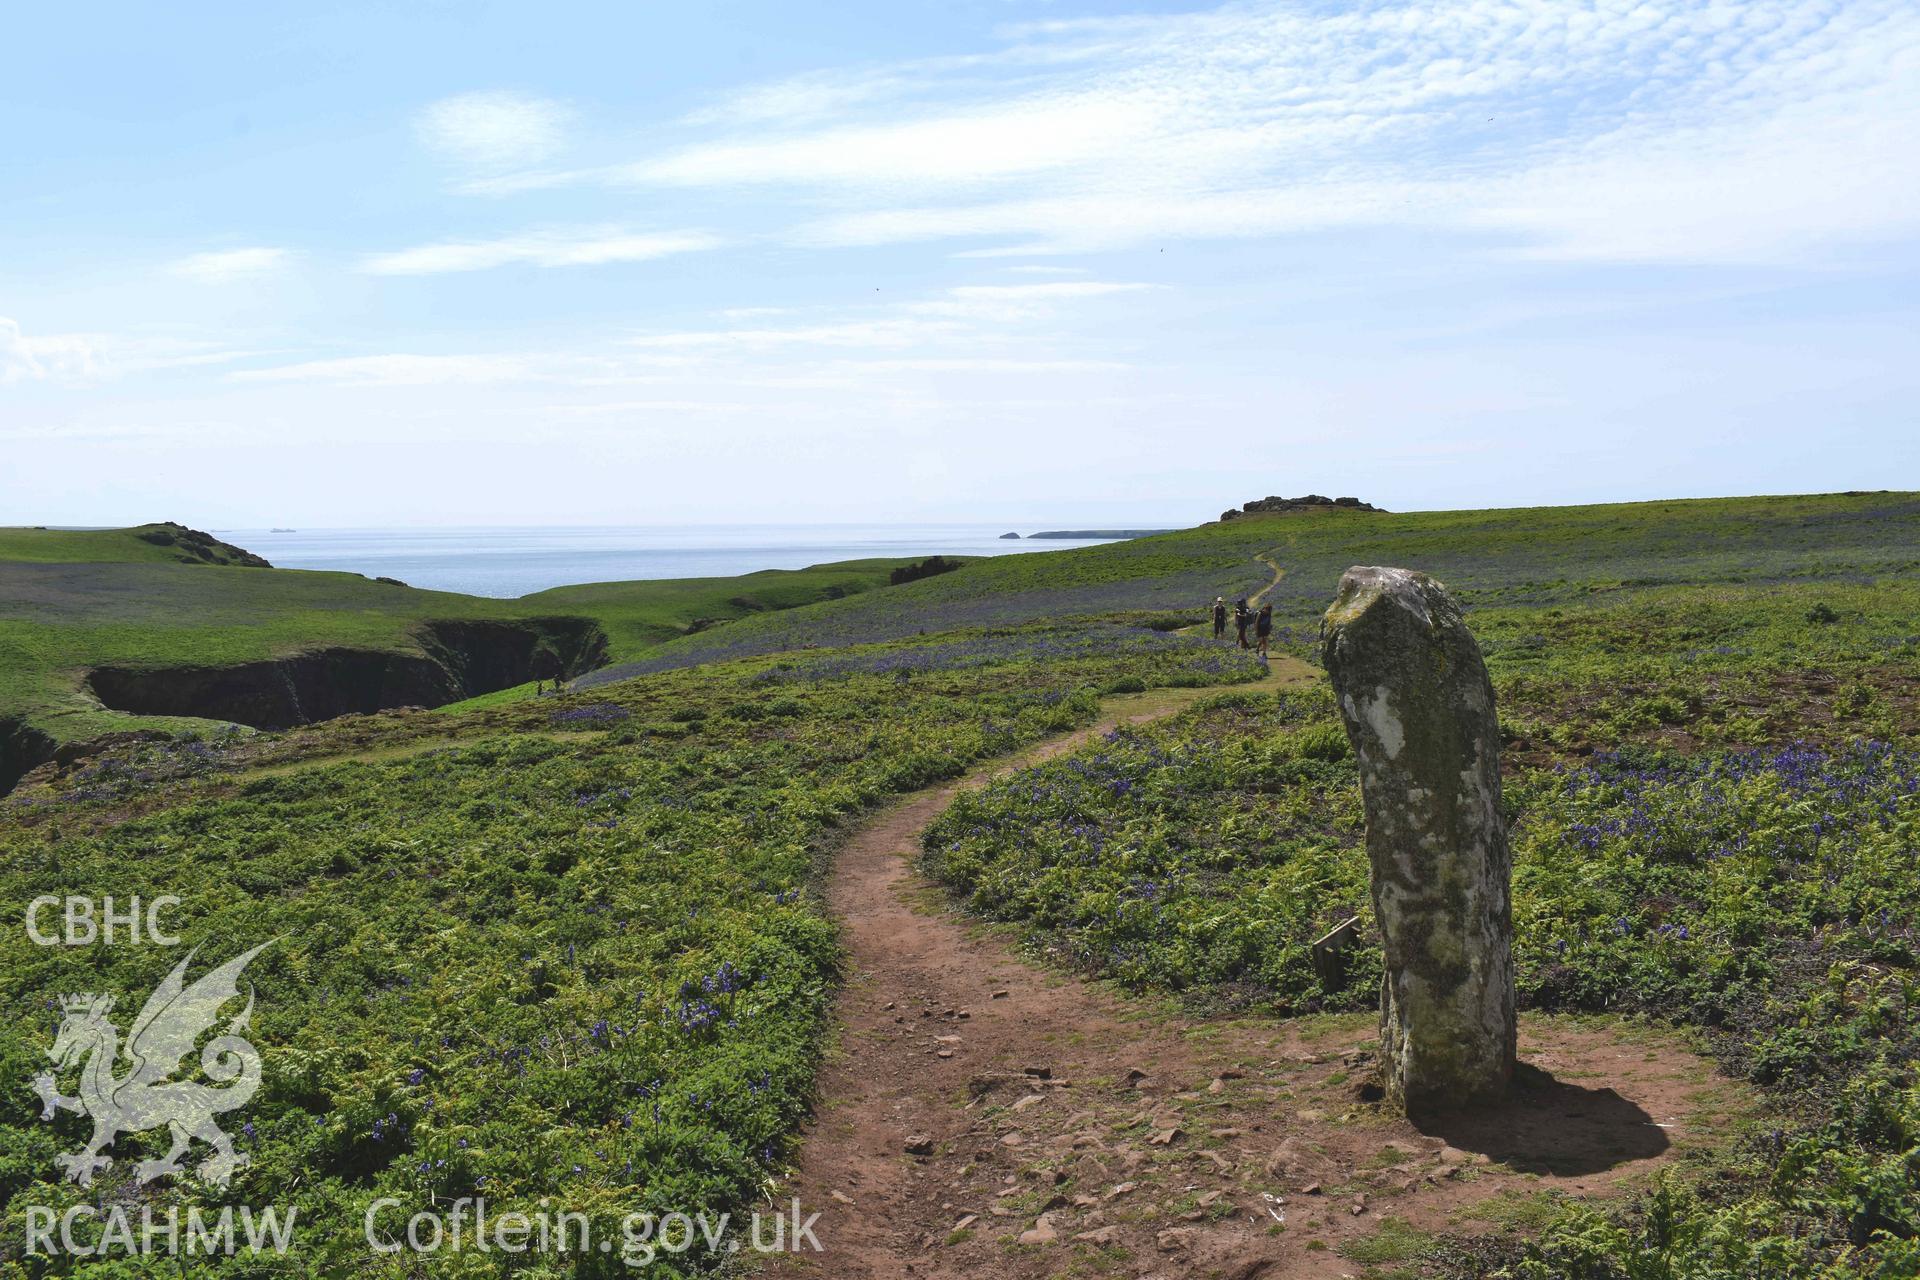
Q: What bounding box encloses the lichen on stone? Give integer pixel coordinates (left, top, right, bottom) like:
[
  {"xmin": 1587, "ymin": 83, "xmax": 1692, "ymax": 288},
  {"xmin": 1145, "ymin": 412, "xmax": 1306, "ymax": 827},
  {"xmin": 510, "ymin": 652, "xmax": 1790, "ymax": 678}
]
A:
[{"xmin": 1322, "ymin": 565, "xmax": 1517, "ymax": 1116}]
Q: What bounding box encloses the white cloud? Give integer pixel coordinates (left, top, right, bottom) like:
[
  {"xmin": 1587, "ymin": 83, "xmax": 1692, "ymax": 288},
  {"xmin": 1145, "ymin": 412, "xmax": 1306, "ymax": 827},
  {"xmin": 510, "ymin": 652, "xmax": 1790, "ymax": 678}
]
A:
[
  {"xmin": 626, "ymin": 319, "xmax": 946, "ymax": 352},
  {"xmin": 545, "ymin": 399, "xmax": 763, "ymax": 417},
  {"xmin": 0, "ymin": 319, "xmax": 261, "ymax": 383},
  {"xmin": 1, "ymin": 319, "xmax": 99, "ymax": 382},
  {"xmin": 946, "ymin": 281, "xmax": 1144, "ymax": 299},
  {"xmin": 1, "ymin": 317, "xmax": 48, "ymax": 382},
  {"xmin": 527, "ymin": 0, "xmax": 1920, "ymax": 264},
  {"xmin": 625, "ymin": 279, "xmax": 1151, "ymax": 352},
  {"xmin": 416, "ymin": 91, "xmax": 572, "ymax": 169},
  {"xmin": 826, "ymin": 357, "xmax": 1127, "ymax": 374},
  {"xmin": 230, "ymin": 353, "xmax": 572, "ymax": 386},
  {"xmin": 907, "ymin": 280, "xmax": 1156, "ymax": 324},
  {"xmin": 629, "ymin": 96, "xmax": 1154, "ymax": 189},
  {"xmin": 359, "ymin": 227, "xmax": 721, "ymax": 275},
  {"xmin": 944, "ymin": 282, "xmax": 1149, "ymax": 302},
  {"xmin": 230, "ymin": 277, "xmax": 1147, "ymax": 389},
  {"xmin": 166, "ymin": 247, "xmax": 293, "ymax": 282},
  {"xmin": 681, "ymin": 66, "xmax": 938, "ymax": 128}
]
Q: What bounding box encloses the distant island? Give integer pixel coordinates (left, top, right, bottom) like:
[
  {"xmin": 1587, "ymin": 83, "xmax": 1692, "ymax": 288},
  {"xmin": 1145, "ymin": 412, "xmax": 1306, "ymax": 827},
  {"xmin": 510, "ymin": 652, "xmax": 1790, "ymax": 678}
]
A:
[
  {"xmin": 999, "ymin": 531, "xmax": 1020, "ymax": 539},
  {"xmin": 1028, "ymin": 528, "xmax": 1176, "ymax": 539}
]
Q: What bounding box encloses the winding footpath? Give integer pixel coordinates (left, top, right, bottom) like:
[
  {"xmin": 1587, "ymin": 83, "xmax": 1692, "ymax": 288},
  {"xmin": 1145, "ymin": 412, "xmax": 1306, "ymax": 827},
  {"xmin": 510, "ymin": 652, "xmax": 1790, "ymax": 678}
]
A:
[
  {"xmin": 765, "ymin": 571, "xmax": 1734, "ymax": 1280},
  {"xmin": 1252, "ymin": 553, "xmax": 1286, "ymax": 607}
]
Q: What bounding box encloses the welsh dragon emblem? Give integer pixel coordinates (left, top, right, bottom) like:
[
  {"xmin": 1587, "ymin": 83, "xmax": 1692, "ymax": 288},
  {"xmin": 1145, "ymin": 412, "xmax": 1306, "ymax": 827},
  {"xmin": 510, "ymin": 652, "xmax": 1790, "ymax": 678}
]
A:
[{"xmin": 33, "ymin": 941, "xmax": 273, "ymax": 1187}]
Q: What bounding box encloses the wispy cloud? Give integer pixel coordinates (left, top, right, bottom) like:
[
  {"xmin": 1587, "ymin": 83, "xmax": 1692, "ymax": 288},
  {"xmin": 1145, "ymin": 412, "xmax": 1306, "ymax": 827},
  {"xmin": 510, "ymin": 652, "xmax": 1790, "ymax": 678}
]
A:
[
  {"xmin": 826, "ymin": 356, "xmax": 1127, "ymax": 374},
  {"xmin": 1, "ymin": 318, "xmax": 256, "ymax": 383},
  {"xmin": 0, "ymin": 317, "xmax": 64, "ymax": 383},
  {"xmin": 359, "ymin": 227, "xmax": 721, "ymax": 275},
  {"xmin": 679, "ymin": 63, "xmax": 962, "ymax": 129},
  {"xmin": 166, "ymin": 246, "xmax": 294, "ymax": 282},
  {"xmin": 227, "ymin": 277, "xmax": 1148, "ymax": 388},
  {"xmin": 416, "ymin": 91, "xmax": 573, "ymax": 169},
  {"xmin": 507, "ymin": 0, "xmax": 1919, "ymax": 265},
  {"xmin": 623, "ymin": 279, "xmax": 1152, "ymax": 352},
  {"xmin": 635, "ymin": 97, "xmax": 1152, "ymax": 189},
  {"xmin": 945, "ymin": 282, "xmax": 1146, "ymax": 301},
  {"xmin": 545, "ymin": 398, "xmax": 764, "ymax": 417},
  {"xmin": 229, "ymin": 352, "xmax": 587, "ymax": 386}
]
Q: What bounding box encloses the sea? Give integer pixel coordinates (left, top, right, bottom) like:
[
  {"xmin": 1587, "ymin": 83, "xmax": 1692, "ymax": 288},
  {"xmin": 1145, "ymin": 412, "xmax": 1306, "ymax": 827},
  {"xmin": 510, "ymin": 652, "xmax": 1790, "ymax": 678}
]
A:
[{"xmin": 218, "ymin": 524, "xmax": 1137, "ymax": 599}]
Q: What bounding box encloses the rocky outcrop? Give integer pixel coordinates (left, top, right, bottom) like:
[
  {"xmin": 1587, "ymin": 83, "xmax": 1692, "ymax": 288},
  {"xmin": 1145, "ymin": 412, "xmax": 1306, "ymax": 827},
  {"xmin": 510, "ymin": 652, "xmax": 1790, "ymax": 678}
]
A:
[
  {"xmin": 415, "ymin": 617, "xmax": 607, "ymax": 696},
  {"xmin": 85, "ymin": 617, "xmax": 610, "ymax": 732},
  {"xmin": 134, "ymin": 523, "xmax": 273, "ymax": 568},
  {"xmin": 1219, "ymin": 496, "xmax": 1382, "ymax": 522},
  {"xmin": 888, "ymin": 556, "xmax": 965, "ymax": 586},
  {"xmin": 999, "ymin": 532, "xmax": 1021, "ymax": 540},
  {"xmin": 0, "ymin": 714, "xmax": 57, "ymax": 795},
  {"xmin": 1322, "ymin": 567, "xmax": 1516, "ymax": 1116},
  {"xmin": 88, "ymin": 651, "xmax": 454, "ymax": 729}
]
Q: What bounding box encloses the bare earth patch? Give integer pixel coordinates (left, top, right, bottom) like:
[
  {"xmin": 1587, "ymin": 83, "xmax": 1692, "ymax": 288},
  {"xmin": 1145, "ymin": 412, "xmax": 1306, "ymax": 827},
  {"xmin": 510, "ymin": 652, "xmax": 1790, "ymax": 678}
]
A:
[{"xmin": 767, "ymin": 670, "xmax": 1749, "ymax": 1280}]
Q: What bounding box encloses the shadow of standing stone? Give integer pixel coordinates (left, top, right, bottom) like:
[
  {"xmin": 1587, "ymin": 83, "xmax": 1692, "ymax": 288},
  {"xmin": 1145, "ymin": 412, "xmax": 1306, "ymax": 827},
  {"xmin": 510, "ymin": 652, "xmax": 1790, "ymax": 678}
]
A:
[
  {"xmin": 1322, "ymin": 566, "xmax": 1516, "ymax": 1117},
  {"xmin": 1417, "ymin": 1064, "xmax": 1669, "ymax": 1175}
]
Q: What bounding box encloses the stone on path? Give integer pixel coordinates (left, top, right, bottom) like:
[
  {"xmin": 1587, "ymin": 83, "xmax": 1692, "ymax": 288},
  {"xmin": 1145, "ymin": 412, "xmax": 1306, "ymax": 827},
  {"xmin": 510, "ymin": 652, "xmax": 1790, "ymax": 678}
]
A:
[{"xmin": 1322, "ymin": 566, "xmax": 1517, "ymax": 1115}]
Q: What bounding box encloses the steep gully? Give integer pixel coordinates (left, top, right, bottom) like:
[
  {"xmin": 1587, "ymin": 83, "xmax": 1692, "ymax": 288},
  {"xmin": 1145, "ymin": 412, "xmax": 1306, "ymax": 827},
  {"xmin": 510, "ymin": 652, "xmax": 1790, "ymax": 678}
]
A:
[{"xmin": 0, "ymin": 619, "xmax": 608, "ymax": 794}]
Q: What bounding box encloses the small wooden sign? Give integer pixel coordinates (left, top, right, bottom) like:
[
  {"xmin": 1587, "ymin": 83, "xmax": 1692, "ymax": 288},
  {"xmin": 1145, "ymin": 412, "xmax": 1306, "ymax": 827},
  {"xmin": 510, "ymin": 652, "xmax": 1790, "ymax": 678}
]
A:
[{"xmin": 1310, "ymin": 916, "xmax": 1362, "ymax": 989}]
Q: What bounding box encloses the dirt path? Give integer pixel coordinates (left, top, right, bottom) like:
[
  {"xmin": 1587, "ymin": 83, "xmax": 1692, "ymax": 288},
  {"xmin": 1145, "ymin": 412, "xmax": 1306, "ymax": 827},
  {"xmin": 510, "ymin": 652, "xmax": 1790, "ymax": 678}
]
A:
[
  {"xmin": 1182, "ymin": 553, "xmax": 1286, "ymax": 644},
  {"xmin": 1251, "ymin": 553, "xmax": 1285, "ymax": 607},
  {"xmin": 767, "ymin": 658, "xmax": 1744, "ymax": 1280}
]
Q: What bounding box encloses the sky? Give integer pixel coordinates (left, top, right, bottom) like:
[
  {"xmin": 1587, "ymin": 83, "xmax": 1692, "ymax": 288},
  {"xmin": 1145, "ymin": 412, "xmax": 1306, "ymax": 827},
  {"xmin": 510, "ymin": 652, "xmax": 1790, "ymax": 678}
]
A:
[{"xmin": 3, "ymin": 0, "xmax": 1917, "ymax": 528}]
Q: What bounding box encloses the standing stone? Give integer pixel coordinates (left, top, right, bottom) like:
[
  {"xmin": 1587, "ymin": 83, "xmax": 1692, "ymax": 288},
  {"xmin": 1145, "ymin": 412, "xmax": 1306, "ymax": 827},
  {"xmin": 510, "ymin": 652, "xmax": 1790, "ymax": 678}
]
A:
[{"xmin": 1321, "ymin": 567, "xmax": 1515, "ymax": 1115}]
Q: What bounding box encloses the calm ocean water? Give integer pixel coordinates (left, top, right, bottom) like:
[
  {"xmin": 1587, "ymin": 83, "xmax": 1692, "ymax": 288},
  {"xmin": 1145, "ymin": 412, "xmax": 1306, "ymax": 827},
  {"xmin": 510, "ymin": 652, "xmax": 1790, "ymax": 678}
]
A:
[{"xmin": 222, "ymin": 525, "xmax": 1132, "ymax": 598}]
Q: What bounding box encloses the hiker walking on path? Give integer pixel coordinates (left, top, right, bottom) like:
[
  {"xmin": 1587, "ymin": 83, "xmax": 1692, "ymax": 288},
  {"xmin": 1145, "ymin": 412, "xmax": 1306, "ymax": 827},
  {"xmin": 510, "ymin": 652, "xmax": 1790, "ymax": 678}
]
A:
[
  {"xmin": 1234, "ymin": 598, "xmax": 1251, "ymax": 648},
  {"xmin": 1255, "ymin": 603, "xmax": 1273, "ymax": 659},
  {"xmin": 1212, "ymin": 597, "xmax": 1228, "ymax": 639}
]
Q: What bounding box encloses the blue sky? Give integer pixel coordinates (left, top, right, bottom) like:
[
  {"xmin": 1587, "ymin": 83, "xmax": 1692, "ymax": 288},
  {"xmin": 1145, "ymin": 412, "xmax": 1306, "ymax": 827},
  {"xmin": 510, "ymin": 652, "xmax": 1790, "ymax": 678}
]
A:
[{"xmin": 3, "ymin": 0, "xmax": 1916, "ymax": 527}]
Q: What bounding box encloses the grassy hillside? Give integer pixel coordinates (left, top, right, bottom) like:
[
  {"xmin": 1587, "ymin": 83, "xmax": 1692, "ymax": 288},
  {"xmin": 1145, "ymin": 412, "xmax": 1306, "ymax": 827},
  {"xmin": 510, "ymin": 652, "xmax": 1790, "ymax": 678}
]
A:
[
  {"xmin": 0, "ymin": 522, "xmax": 271, "ymax": 568},
  {"xmin": 1, "ymin": 491, "xmax": 1916, "ymax": 1276},
  {"xmin": 0, "ymin": 626, "xmax": 1256, "ymax": 1276},
  {"xmin": 605, "ymin": 491, "xmax": 1920, "ymax": 680},
  {"xmin": 13, "ymin": 494, "xmax": 1909, "ymax": 755},
  {"xmin": 914, "ymin": 525, "xmax": 1920, "ymax": 1276},
  {"xmin": 0, "ymin": 562, "xmax": 504, "ymax": 751},
  {"xmin": 523, "ymin": 559, "xmax": 940, "ymax": 657},
  {"xmin": 0, "ymin": 531, "xmax": 931, "ymax": 766}
]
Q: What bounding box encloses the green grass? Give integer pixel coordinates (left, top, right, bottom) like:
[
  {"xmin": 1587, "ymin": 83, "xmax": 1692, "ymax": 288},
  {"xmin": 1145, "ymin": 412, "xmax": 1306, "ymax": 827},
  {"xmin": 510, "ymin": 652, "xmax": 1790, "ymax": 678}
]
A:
[
  {"xmin": 0, "ymin": 527, "xmax": 929, "ymax": 752},
  {"xmin": 0, "ymin": 523, "xmax": 267, "ymax": 567},
  {"xmin": 524, "ymin": 558, "xmax": 936, "ymax": 658},
  {"xmin": 1453, "ymin": 1189, "xmax": 1570, "ymax": 1231},
  {"xmin": 8, "ymin": 492, "xmax": 1915, "ymax": 753},
  {"xmin": 623, "ymin": 490, "xmax": 1920, "ymax": 676},
  {"xmin": 1340, "ymin": 1216, "xmax": 1439, "ymax": 1263},
  {"xmin": 923, "ymin": 685, "xmax": 1373, "ymax": 1012},
  {"xmin": 5, "ymin": 491, "xmax": 1920, "ymax": 1276},
  {"xmin": 0, "ymin": 626, "xmax": 1257, "ymax": 1278},
  {"xmin": 0, "ymin": 562, "xmax": 496, "ymax": 753},
  {"xmin": 912, "ymin": 536, "xmax": 1920, "ymax": 1277}
]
